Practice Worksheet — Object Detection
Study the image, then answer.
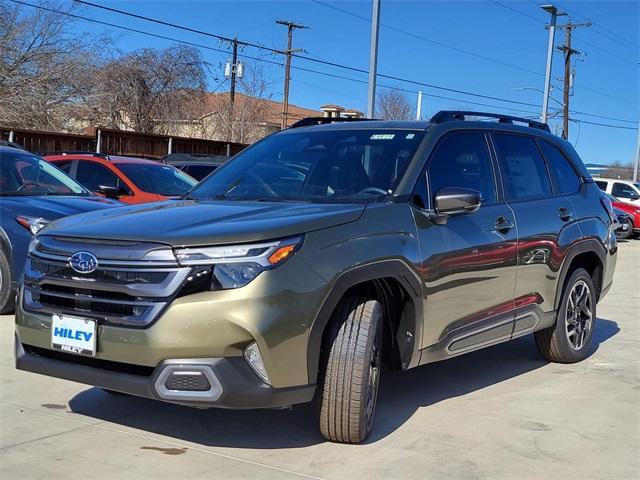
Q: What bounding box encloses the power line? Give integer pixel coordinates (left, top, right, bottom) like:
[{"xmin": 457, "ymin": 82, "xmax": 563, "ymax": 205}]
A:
[
  {"xmin": 312, "ymin": 0, "xmax": 542, "ymax": 77},
  {"xmin": 492, "ymin": 0, "xmax": 638, "ymax": 66},
  {"xmin": 10, "ymin": 0, "xmax": 638, "ymax": 128},
  {"xmin": 548, "ymin": 0, "xmax": 640, "ymax": 52},
  {"xmin": 71, "ymin": 0, "xmax": 640, "ymax": 107},
  {"xmin": 74, "ymin": 0, "xmax": 285, "ymax": 55},
  {"xmin": 572, "ymin": 34, "xmax": 639, "ymax": 67},
  {"xmin": 571, "ymin": 119, "xmax": 638, "ymax": 130},
  {"xmin": 314, "ymin": 0, "xmax": 638, "ymax": 105}
]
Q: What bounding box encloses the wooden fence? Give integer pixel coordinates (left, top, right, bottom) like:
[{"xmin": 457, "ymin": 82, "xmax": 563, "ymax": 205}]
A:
[{"xmin": 0, "ymin": 127, "xmax": 246, "ymax": 158}]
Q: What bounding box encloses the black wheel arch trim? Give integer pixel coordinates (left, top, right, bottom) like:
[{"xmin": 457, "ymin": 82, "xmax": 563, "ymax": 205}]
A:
[
  {"xmin": 554, "ymin": 238, "xmax": 607, "ymax": 310},
  {"xmin": 306, "ymin": 258, "xmax": 423, "ymax": 384}
]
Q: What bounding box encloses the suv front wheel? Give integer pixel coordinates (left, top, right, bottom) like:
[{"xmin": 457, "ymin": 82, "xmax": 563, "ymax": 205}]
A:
[
  {"xmin": 535, "ymin": 268, "xmax": 596, "ymax": 363},
  {"xmin": 318, "ymin": 296, "xmax": 383, "ymax": 443}
]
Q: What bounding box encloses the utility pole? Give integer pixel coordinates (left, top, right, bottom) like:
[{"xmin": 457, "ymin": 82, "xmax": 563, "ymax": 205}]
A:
[
  {"xmin": 367, "ymin": 0, "xmax": 381, "ymax": 118},
  {"xmin": 557, "ymin": 21, "xmax": 590, "ymax": 140},
  {"xmin": 634, "ymin": 123, "xmax": 640, "ymax": 182},
  {"xmin": 540, "ymin": 5, "xmax": 565, "ymax": 124},
  {"xmin": 224, "ymin": 36, "xmax": 243, "ymax": 142},
  {"xmin": 277, "ymin": 20, "xmax": 307, "ymax": 129},
  {"xmin": 228, "ymin": 37, "xmax": 239, "ymax": 104},
  {"xmin": 416, "ymin": 91, "xmax": 423, "ymax": 120}
]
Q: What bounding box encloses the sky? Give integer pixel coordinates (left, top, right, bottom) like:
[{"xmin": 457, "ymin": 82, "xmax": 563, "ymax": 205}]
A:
[{"xmin": 54, "ymin": 0, "xmax": 640, "ymax": 165}]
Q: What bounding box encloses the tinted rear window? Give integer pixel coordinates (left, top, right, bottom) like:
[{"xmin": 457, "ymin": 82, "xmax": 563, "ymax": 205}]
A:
[{"xmin": 493, "ymin": 134, "xmax": 552, "ymax": 201}]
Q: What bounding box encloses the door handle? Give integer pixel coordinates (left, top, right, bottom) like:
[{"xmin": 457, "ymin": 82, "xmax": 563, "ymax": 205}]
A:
[
  {"xmin": 558, "ymin": 207, "xmax": 573, "ymax": 221},
  {"xmin": 494, "ymin": 216, "xmax": 514, "ymax": 233}
]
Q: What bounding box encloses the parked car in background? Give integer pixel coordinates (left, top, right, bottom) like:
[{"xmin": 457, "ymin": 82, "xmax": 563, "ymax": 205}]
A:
[
  {"xmin": 601, "ymin": 192, "xmax": 640, "ymax": 237},
  {"xmin": 0, "ymin": 140, "xmax": 26, "ymax": 150},
  {"xmin": 0, "ymin": 146, "xmax": 120, "ymax": 314},
  {"xmin": 163, "ymin": 153, "xmax": 227, "ymax": 181},
  {"xmin": 16, "ymin": 111, "xmax": 617, "ymax": 443},
  {"xmin": 44, "ymin": 153, "xmax": 197, "ymax": 204},
  {"xmin": 595, "ymin": 177, "xmax": 640, "ymax": 206},
  {"xmin": 613, "ymin": 208, "xmax": 633, "ymax": 240}
]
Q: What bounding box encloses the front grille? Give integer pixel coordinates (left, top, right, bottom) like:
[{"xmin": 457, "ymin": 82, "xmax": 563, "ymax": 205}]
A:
[
  {"xmin": 30, "ymin": 261, "xmax": 170, "ymax": 285},
  {"xmin": 23, "ymin": 236, "xmax": 190, "ymax": 328}
]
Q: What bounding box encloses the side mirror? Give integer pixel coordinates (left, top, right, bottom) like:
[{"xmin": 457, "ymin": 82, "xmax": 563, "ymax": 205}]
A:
[
  {"xmin": 434, "ymin": 186, "xmax": 481, "ymax": 216},
  {"xmin": 96, "ymin": 185, "xmax": 128, "ymax": 199}
]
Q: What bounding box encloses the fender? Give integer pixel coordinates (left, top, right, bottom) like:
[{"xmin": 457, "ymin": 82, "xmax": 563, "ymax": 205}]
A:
[
  {"xmin": 306, "ymin": 258, "xmax": 423, "ymax": 384},
  {"xmin": 553, "ymin": 238, "xmax": 607, "ymax": 310}
]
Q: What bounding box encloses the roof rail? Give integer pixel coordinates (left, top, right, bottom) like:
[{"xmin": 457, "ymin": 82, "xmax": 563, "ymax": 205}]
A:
[
  {"xmin": 41, "ymin": 151, "xmax": 111, "ymax": 159},
  {"xmin": 430, "ymin": 110, "xmax": 551, "ymax": 132},
  {"xmin": 288, "ymin": 116, "xmax": 379, "ymax": 129}
]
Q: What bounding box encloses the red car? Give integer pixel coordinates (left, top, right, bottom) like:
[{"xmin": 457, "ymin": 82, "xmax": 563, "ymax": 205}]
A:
[
  {"xmin": 603, "ymin": 192, "xmax": 640, "ymax": 235},
  {"xmin": 44, "ymin": 153, "xmax": 197, "ymax": 204}
]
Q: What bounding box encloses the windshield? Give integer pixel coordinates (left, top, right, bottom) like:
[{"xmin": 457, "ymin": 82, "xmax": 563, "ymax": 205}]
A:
[
  {"xmin": 116, "ymin": 163, "xmax": 197, "ymax": 196},
  {"xmin": 189, "ymin": 129, "xmax": 425, "ymax": 203},
  {"xmin": 0, "ymin": 150, "xmax": 87, "ymax": 196}
]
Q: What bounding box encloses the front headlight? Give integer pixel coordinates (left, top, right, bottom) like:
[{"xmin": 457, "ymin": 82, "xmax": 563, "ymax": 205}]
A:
[
  {"xmin": 16, "ymin": 216, "xmax": 50, "ymax": 236},
  {"xmin": 175, "ymin": 236, "xmax": 303, "ymax": 291}
]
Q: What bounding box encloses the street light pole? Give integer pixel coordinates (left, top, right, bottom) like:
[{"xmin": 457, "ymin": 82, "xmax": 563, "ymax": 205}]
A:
[
  {"xmin": 540, "ymin": 5, "xmax": 565, "ymax": 124},
  {"xmin": 367, "ymin": 0, "xmax": 381, "ymax": 118},
  {"xmin": 634, "ymin": 123, "xmax": 640, "ymax": 182}
]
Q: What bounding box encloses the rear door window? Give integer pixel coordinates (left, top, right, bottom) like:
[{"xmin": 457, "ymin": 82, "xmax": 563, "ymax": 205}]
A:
[
  {"xmin": 538, "ymin": 141, "xmax": 581, "ymax": 195},
  {"xmin": 427, "ymin": 132, "xmax": 497, "ymax": 205},
  {"xmin": 493, "ymin": 134, "xmax": 552, "ymax": 201},
  {"xmin": 595, "ymin": 180, "xmax": 608, "ymax": 191},
  {"xmin": 612, "ymin": 182, "xmax": 640, "ymax": 199}
]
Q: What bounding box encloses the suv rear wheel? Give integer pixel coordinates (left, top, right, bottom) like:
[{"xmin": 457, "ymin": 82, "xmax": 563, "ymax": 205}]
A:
[
  {"xmin": 535, "ymin": 268, "xmax": 596, "ymax": 363},
  {"xmin": 318, "ymin": 296, "xmax": 383, "ymax": 443}
]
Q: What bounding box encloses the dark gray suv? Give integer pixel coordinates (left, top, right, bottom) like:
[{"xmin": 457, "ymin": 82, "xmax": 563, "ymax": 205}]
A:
[{"xmin": 16, "ymin": 111, "xmax": 617, "ymax": 443}]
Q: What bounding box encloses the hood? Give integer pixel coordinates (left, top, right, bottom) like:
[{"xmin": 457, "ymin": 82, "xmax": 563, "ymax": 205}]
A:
[
  {"xmin": 42, "ymin": 199, "xmax": 366, "ymax": 247},
  {"xmin": 1, "ymin": 195, "xmax": 121, "ymax": 220}
]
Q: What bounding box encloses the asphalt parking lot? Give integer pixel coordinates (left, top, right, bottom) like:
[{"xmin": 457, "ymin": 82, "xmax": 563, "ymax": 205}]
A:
[{"xmin": 1, "ymin": 241, "xmax": 638, "ymax": 480}]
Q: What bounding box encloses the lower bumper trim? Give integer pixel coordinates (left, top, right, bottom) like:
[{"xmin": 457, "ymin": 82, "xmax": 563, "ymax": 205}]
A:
[{"xmin": 15, "ymin": 337, "xmax": 316, "ymax": 409}]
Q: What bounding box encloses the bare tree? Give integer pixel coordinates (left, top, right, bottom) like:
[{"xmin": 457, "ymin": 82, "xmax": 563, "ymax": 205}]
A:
[
  {"xmin": 376, "ymin": 89, "xmax": 414, "ymax": 120},
  {"xmin": 0, "ymin": 1, "xmax": 104, "ymax": 130},
  {"xmin": 605, "ymin": 160, "xmax": 634, "ymax": 180},
  {"xmin": 204, "ymin": 62, "xmax": 275, "ymax": 143},
  {"xmin": 85, "ymin": 46, "xmax": 207, "ymax": 133}
]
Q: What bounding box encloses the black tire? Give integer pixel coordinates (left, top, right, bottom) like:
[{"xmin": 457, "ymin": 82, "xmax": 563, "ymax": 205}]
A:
[
  {"xmin": 318, "ymin": 296, "xmax": 383, "ymax": 443},
  {"xmin": 0, "ymin": 248, "xmax": 15, "ymax": 315},
  {"xmin": 535, "ymin": 268, "xmax": 596, "ymax": 363}
]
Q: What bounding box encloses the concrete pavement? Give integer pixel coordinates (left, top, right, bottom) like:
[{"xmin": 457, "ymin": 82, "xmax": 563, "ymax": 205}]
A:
[{"xmin": 1, "ymin": 241, "xmax": 638, "ymax": 479}]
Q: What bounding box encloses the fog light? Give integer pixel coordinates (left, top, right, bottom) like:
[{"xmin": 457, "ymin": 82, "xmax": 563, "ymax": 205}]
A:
[{"xmin": 244, "ymin": 342, "xmax": 270, "ymax": 385}]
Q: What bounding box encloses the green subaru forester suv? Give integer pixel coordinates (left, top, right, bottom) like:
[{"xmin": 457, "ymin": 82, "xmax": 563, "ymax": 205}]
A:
[{"xmin": 15, "ymin": 112, "xmax": 617, "ymax": 443}]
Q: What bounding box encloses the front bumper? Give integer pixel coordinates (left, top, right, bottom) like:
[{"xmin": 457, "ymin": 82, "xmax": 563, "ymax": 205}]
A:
[{"xmin": 15, "ymin": 337, "xmax": 315, "ymax": 409}]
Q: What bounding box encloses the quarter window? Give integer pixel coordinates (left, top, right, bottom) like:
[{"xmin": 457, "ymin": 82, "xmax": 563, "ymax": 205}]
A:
[
  {"xmin": 539, "ymin": 141, "xmax": 581, "ymax": 195},
  {"xmin": 427, "ymin": 133, "xmax": 496, "ymax": 205},
  {"xmin": 595, "ymin": 180, "xmax": 608, "ymax": 191},
  {"xmin": 493, "ymin": 134, "xmax": 552, "ymax": 201}
]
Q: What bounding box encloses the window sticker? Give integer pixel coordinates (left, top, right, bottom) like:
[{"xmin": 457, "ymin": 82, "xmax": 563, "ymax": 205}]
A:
[
  {"xmin": 406, "ymin": 133, "xmax": 415, "ymax": 139},
  {"xmin": 370, "ymin": 134, "xmax": 395, "ymax": 140}
]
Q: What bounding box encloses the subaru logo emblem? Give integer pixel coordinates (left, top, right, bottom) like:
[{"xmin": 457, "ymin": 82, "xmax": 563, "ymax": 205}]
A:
[{"xmin": 69, "ymin": 251, "xmax": 98, "ymax": 274}]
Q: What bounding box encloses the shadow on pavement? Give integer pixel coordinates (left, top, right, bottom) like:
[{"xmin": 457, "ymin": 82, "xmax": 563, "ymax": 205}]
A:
[{"xmin": 68, "ymin": 318, "xmax": 619, "ymax": 448}]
